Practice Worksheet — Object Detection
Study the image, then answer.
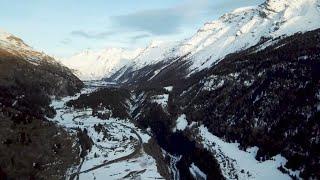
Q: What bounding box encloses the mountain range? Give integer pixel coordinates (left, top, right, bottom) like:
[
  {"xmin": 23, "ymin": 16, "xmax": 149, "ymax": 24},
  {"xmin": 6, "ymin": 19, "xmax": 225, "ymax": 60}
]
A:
[
  {"xmin": 1, "ymin": 0, "xmax": 320, "ymax": 179},
  {"xmin": 61, "ymin": 0, "xmax": 320, "ymax": 82}
]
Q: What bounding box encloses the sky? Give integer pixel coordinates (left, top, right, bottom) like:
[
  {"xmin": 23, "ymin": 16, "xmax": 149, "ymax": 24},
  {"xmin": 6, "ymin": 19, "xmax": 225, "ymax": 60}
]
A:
[{"xmin": 0, "ymin": 0, "xmax": 264, "ymax": 57}]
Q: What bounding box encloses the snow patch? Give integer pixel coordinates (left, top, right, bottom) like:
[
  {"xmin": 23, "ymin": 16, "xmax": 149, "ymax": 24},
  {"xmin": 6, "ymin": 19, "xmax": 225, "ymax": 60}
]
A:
[
  {"xmin": 173, "ymin": 114, "xmax": 188, "ymax": 132},
  {"xmin": 202, "ymin": 75, "xmax": 225, "ymax": 91},
  {"xmin": 189, "ymin": 163, "xmax": 207, "ymax": 180},
  {"xmin": 164, "ymin": 86, "xmax": 173, "ymax": 92},
  {"xmin": 152, "ymin": 94, "xmax": 169, "ymax": 109},
  {"xmin": 196, "ymin": 125, "xmax": 299, "ymax": 180}
]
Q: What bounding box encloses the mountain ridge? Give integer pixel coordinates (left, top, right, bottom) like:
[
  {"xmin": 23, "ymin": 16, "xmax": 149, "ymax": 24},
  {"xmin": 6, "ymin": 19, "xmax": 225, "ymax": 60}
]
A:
[{"xmin": 60, "ymin": 0, "xmax": 320, "ymax": 81}]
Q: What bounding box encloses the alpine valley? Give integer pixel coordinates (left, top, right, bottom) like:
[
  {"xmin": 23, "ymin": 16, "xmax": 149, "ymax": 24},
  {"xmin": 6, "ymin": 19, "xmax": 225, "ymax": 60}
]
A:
[{"xmin": 1, "ymin": 0, "xmax": 320, "ymax": 179}]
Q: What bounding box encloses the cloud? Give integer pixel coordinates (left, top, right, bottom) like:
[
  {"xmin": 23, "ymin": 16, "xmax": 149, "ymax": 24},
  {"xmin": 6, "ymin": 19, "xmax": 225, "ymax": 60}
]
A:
[
  {"xmin": 60, "ymin": 38, "xmax": 72, "ymax": 45},
  {"xmin": 111, "ymin": 9, "xmax": 184, "ymax": 35},
  {"xmin": 70, "ymin": 30, "xmax": 116, "ymax": 39},
  {"xmin": 110, "ymin": 0, "xmax": 211, "ymax": 36},
  {"xmin": 129, "ymin": 33, "xmax": 151, "ymax": 43},
  {"xmin": 109, "ymin": 0, "xmax": 264, "ymax": 36},
  {"xmin": 68, "ymin": 0, "xmax": 265, "ymax": 48},
  {"xmin": 204, "ymin": 0, "xmax": 264, "ymax": 15}
]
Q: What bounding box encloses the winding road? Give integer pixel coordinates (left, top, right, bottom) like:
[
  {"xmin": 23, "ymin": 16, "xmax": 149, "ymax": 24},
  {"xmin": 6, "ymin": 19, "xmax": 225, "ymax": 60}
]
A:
[
  {"xmin": 62, "ymin": 114, "xmax": 143, "ymax": 180},
  {"xmin": 51, "ymin": 85, "xmax": 149, "ymax": 180}
]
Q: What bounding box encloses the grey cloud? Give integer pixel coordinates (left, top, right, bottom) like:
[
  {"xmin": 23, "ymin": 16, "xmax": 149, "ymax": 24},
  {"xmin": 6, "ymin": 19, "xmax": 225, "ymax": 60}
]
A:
[
  {"xmin": 109, "ymin": 0, "xmax": 264, "ymax": 36},
  {"xmin": 70, "ymin": 30, "xmax": 116, "ymax": 39},
  {"xmin": 130, "ymin": 34, "xmax": 151, "ymax": 42},
  {"xmin": 111, "ymin": 9, "xmax": 184, "ymax": 35},
  {"xmin": 60, "ymin": 38, "xmax": 72, "ymax": 45},
  {"xmin": 70, "ymin": 0, "xmax": 264, "ymax": 41},
  {"xmin": 205, "ymin": 0, "xmax": 265, "ymax": 15}
]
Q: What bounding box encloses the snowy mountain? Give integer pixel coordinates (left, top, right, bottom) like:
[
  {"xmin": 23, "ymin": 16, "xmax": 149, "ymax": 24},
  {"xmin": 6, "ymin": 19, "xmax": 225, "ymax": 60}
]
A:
[
  {"xmin": 61, "ymin": 0, "xmax": 320, "ymax": 81},
  {"xmin": 117, "ymin": 0, "xmax": 320, "ymax": 80},
  {"xmin": 59, "ymin": 48, "xmax": 144, "ymax": 81},
  {"xmin": 60, "ymin": 40, "xmax": 180, "ymax": 81}
]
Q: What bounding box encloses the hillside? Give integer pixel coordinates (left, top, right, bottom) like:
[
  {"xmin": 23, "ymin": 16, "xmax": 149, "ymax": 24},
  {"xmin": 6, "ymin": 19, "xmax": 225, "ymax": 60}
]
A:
[{"xmin": 0, "ymin": 30, "xmax": 84, "ymax": 179}]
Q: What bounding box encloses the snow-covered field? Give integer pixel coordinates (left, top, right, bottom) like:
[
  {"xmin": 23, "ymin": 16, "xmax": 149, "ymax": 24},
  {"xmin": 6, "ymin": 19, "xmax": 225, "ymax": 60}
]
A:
[{"xmin": 49, "ymin": 84, "xmax": 162, "ymax": 180}]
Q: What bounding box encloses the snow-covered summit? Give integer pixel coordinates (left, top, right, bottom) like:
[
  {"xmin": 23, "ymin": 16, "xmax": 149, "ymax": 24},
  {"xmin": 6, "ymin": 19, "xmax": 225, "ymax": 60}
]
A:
[{"xmin": 0, "ymin": 29, "xmax": 31, "ymax": 51}]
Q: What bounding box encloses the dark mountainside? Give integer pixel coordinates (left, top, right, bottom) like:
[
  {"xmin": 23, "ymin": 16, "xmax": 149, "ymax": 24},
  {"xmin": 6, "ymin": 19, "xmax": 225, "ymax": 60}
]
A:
[
  {"xmin": 102, "ymin": 29, "xmax": 320, "ymax": 179},
  {"xmin": 178, "ymin": 30, "xmax": 320, "ymax": 178},
  {"xmin": 0, "ymin": 47, "xmax": 84, "ymax": 179}
]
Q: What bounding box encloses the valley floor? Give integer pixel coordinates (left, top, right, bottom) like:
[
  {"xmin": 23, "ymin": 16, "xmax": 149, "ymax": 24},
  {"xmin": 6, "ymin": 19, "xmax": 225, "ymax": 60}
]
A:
[{"xmin": 49, "ymin": 82, "xmax": 163, "ymax": 180}]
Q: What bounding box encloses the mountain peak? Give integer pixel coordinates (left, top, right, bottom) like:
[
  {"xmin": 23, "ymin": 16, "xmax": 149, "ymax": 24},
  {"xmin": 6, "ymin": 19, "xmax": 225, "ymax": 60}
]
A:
[
  {"xmin": 0, "ymin": 29, "xmax": 30, "ymax": 49},
  {"xmin": 0, "ymin": 28, "xmax": 55, "ymax": 63}
]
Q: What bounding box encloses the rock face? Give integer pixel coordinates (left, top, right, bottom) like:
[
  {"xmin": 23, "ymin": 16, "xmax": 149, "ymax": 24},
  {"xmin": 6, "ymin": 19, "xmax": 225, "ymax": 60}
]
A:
[{"xmin": 0, "ymin": 30, "xmax": 83, "ymax": 179}]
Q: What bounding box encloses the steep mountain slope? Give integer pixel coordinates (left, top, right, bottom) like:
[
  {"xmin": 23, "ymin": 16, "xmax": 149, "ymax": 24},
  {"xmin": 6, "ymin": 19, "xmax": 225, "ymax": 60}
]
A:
[
  {"xmin": 175, "ymin": 0, "xmax": 320, "ymax": 73},
  {"xmin": 177, "ymin": 29, "xmax": 320, "ymax": 179},
  {"xmin": 0, "ymin": 30, "xmax": 83, "ymax": 179}
]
